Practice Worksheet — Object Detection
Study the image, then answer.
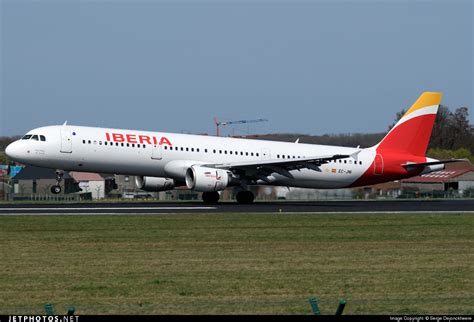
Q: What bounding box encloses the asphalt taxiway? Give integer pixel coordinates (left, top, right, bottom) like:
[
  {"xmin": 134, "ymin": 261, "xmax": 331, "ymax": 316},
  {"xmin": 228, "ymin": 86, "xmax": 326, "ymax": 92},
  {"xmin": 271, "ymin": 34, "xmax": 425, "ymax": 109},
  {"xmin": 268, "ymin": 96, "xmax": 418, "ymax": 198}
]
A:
[{"xmin": 0, "ymin": 200, "xmax": 472, "ymax": 215}]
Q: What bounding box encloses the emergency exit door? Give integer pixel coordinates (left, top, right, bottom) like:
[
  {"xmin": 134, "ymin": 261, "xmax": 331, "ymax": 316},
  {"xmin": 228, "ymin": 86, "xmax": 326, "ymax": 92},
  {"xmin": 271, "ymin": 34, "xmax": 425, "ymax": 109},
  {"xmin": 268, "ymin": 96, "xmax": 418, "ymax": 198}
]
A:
[{"xmin": 374, "ymin": 154, "xmax": 384, "ymax": 175}]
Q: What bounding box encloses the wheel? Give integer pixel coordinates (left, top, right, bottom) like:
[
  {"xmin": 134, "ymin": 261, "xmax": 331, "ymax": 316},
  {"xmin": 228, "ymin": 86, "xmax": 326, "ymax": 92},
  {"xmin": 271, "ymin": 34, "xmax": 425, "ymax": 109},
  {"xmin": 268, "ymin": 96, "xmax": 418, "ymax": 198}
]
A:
[
  {"xmin": 202, "ymin": 192, "xmax": 220, "ymax": 203},
  {"xmin": 236, "ymin": 190, "xmax": 255, "ymax": 204},
  {"xmin": 51, "ymin": 185, "xmax": 62, "ymax": 194}
]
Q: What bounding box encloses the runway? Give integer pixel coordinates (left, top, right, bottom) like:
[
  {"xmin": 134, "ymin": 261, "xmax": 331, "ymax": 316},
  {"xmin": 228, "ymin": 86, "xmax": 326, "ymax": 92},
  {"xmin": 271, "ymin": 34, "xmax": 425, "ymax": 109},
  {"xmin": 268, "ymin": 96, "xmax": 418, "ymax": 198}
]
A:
[{"xmin": 0, "ymin": 199, "xmax": 472, "ymax": 215}]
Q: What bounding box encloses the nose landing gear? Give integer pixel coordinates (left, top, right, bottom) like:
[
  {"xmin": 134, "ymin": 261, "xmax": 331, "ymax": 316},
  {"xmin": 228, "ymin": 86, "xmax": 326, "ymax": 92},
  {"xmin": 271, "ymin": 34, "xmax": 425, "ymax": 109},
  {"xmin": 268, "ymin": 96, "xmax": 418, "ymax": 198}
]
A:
[{"xmin": 50, "ymin": 170, "xmax": 64, "ymax": 194}]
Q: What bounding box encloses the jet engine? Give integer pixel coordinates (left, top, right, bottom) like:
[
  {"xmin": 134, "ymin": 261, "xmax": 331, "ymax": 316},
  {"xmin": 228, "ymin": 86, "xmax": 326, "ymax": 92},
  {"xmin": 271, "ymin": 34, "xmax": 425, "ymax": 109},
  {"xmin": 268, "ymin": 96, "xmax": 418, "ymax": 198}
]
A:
[
  {"xmin": 135, "ymin": 176, "xmax": 175, "ymax": 192},
  {"xmin": 185, "ymin": 166, "xmax": 231, "ymax": 192}
]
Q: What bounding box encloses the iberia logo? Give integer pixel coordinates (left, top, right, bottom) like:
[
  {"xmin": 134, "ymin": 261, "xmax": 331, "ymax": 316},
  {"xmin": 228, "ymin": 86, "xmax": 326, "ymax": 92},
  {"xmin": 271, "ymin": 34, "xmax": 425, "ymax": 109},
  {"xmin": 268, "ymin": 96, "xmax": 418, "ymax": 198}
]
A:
[
  {"xmin": 105, "ymin": 132, "xmax": 172, "ymax": 146},
  {"xmin": 204, "ymin": 172, "xmax": 221, "ymax": 180}
]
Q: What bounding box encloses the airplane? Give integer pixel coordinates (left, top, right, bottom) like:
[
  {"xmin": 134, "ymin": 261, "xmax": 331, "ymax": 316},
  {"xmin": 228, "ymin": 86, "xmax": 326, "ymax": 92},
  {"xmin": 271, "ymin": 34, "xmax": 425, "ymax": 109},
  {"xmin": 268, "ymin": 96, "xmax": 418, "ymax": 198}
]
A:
[{"xmin": 5, "ymin": 92, "xmax": 463, "ymax": 203}]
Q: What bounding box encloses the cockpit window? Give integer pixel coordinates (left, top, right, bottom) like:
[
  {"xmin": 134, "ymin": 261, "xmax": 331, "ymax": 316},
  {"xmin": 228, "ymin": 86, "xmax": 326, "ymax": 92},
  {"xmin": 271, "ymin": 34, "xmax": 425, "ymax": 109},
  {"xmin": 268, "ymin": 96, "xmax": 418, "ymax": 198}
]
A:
[
  {"xmin": 40, "ymin": 135, "xmax": 46, "ymax": 142},
  {"xmin": 22, "ymin": 135, "xmax": 32, "ymax": 140},
  {"xmin": 31, "ymin": 135, "xmax": 39, "ymax": 141}
]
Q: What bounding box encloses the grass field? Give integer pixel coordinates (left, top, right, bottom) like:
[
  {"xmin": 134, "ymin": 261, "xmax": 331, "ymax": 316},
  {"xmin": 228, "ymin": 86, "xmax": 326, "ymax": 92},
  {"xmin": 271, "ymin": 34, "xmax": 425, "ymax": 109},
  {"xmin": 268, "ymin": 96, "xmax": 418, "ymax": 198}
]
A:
[{"xmin": 0, "ymin": 213, "xmax": 472, "ymax": 315}]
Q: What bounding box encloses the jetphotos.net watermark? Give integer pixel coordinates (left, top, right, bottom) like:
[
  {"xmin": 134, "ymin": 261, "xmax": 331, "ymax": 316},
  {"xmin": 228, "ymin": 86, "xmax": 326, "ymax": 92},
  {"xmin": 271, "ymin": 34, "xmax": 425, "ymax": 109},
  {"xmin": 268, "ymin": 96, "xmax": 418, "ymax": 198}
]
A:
[{"xmin": 7, "ymin": 316, "xmax": 79, "ymax": 322}]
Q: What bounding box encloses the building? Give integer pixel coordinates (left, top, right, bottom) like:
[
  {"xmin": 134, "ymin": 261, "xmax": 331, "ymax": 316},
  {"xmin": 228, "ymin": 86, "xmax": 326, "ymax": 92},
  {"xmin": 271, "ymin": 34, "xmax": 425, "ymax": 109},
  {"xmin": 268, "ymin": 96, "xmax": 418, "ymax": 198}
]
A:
[
  {"xmin": 10, "ymin": 166, "xmax": 79, "ymax": 200},
  {"xmin": 352, "ymin": 161, "xmax": 474, "ymax": 199},
  {"xmin": 401, "ymin": 169, "xmax": 474, "ymax": 197},
  {"xmin": 69, "ymin": 172, "xmax": 106, "ymax": 199}
]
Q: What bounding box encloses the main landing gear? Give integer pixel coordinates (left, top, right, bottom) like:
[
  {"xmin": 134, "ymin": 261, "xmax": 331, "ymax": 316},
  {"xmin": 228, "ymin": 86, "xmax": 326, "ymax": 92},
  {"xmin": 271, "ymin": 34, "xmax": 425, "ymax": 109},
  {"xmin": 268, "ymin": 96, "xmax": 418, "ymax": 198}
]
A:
[
  {"xmin": 201, "ymin": 190, "xmax": 256, "ymax": 204},
  {"xmin": 236, "ymin": 190, "xmax": 255, "ymax": 204},
  {"xmin": 50, "ymin": 170, "xmax": 64, "ymax": 194},
  {"xmin": 202, "ymin": 192, "xmax": 220, "ymax": 204}
]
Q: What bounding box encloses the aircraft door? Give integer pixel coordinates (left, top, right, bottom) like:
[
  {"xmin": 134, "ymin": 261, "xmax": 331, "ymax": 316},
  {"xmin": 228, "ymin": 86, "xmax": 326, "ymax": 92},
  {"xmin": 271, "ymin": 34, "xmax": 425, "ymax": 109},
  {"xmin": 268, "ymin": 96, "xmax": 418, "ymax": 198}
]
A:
[
  {"xmin": 374, "ymin": 154, "xmax": 384, "ymax": 175},
  {"xmin": 60, "ymin": 127, "xmax": 73, "ymax": 153},
  {"xmin": 261, "ymin": 148, "xmax": 271, "ymax": 160},
  {"xmin": 152, "ymin": 144, "xmax": 163, "ymax": 160}
]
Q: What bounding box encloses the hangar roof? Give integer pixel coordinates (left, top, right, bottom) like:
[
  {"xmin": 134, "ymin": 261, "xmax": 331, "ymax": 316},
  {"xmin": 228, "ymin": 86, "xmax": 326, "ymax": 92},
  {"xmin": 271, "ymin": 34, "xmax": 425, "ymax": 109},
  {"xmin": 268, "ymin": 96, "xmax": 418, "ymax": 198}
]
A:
[
  {"xmin": 402, "ymin": 169, "xmax": 473, "ymax": 183},
  {"xmin": 69, "ymin": 172, "xmax": 104, "ymax": 182},
  {"xmin": 12, "ymin": 166, "xmax": 72, "ymax": 180}
]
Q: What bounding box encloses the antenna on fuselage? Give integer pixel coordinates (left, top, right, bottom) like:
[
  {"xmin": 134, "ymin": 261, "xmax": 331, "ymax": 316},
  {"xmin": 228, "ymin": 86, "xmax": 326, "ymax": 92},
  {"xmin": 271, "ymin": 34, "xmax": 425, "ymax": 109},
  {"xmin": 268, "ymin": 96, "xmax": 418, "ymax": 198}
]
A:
[{"xmin": 63, "ymin": 121, "xmax": 68, "ymax": 126}]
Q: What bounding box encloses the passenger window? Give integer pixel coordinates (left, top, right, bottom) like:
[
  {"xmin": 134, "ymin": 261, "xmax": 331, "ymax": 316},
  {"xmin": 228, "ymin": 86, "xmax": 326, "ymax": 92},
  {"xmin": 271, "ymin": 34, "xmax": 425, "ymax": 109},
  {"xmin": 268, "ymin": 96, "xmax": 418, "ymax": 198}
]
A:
[
  {"xmin": 132, "ymin": 144, "xmax": 135, "ymax": 147},
  {"xmin": 240, "ymin": 152, "xmax": 243, "ymax": 156},
  {"xmin": 127, "ymin": 143, "xmax": 130, "ymax": 147},
  {"xmin": 213, "ymin": 149, "xmax": 216, "ymax": 153},
  {"xmin": 99, "ymin": 141, "xmax": 102, "ymax": 145},
  {"xmin": 246, "ymin": 152, "xmax": 248, "ymax": 156},
  {"xmin": 219, "ymin": 150, "xmax": 222, "ymax": 154},
  {"xmin": 143, "ymin": 145, "xmax": 146, "ymax": 148},
  {"xmin": 251, "ymin": 153, "xmax": 254, "ymax": 156},
  {"xmin": 40, "ymin": 135, "xmax": 46, "ymax": 141},
  {"xmin": 191, "ymin": 148, "xmax": 194, "ymax": 152},
  {"xmin": 197, "ymin": 148, "xmax": 200, "ymax": 152},
  {"xmin": 256, "ymin": 153, "xmax": 259, "ymax": 157},
  {"xmin": 89, "ymin": 140, "xmax": 92, "ymax": 144},
  {"xmin": 83, "ymin": 140, "xmax": 86, "ymax": 144},
  {"xmin": 230, "ymin": 151, "xmax": 233, "ymax": 155},
  {"xmin": 224, "ymin": 151, "xmax": 227, "ymax": 154},
  {"xmin": 121, "ymin": 143, "xmax": 124, "ymax": 147},
  {"xmin": 186, "ymin": 148, "xmax": 189, "ymax": 151},
  {"xmin": 344, "ymin": 160, "xmax": 347, "ymax": 164}
]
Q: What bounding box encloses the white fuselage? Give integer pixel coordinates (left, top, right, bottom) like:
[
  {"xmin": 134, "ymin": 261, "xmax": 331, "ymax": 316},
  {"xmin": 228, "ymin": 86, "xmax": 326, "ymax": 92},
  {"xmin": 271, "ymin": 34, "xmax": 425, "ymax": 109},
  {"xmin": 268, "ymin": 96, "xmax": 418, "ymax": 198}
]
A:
[{"xmin": 6, "ymin": 125, "xmax": 374, "ymax": 189}]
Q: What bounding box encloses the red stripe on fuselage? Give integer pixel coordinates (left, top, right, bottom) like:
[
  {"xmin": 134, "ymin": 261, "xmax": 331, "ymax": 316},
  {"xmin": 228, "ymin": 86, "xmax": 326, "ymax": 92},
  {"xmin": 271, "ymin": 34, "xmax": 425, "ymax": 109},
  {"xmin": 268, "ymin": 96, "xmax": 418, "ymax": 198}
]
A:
[{"xmin": 349, "ymin": 152, "xmax": 426, "ymax": 188}]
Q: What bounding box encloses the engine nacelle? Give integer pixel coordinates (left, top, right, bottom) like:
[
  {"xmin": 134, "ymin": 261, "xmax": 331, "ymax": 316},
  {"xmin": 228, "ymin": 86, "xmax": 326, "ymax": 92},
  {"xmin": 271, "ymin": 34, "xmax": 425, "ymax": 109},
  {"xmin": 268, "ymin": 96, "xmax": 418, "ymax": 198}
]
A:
[
  {"xmin": 185, "ymin": 166, "xmax": 230, "ymax": 192},
  {"xmin": 135, "ymin": 176, "xmax": 175, "ymax": 192}
]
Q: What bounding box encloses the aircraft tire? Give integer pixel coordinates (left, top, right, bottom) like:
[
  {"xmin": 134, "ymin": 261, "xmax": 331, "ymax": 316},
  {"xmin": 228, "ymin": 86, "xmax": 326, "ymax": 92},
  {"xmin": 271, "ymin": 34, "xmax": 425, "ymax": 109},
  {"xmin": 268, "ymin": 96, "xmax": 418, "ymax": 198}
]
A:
[
  {"xmin": 202, "ymin": 191, "xmax": 220, "ymax": 203},
  {"xmin": 51, "ymin": 185, "xmax": 62, "ymax": 194},
  {"xmin": 236, "ymin": 190, "xmax": 255, "ymax": 204}
]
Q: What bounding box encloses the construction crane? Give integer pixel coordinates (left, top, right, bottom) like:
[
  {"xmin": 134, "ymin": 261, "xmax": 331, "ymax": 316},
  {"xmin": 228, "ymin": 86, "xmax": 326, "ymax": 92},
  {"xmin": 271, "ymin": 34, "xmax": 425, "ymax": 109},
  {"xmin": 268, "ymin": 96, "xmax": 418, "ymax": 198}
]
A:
[{"xmin": 214, "ymin": 117, "xmax": 268, "ymax": 136}]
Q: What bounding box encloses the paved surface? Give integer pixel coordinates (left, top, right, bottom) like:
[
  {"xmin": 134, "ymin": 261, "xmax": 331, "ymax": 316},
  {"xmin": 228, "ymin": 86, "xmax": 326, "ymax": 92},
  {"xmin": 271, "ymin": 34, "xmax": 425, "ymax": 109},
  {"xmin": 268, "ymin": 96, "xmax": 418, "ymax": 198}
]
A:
[{"xmin": 0, "ymin": 200, "xmax": 472, "ymax": 215}]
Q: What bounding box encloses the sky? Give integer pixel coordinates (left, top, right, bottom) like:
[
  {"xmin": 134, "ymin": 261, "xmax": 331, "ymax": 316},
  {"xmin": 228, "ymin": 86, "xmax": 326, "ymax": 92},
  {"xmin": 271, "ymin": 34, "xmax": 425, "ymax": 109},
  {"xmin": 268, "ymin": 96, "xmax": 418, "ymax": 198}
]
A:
[{"xmin": 1, "ymin": 0, "xmax": 472, "ymax": 137}]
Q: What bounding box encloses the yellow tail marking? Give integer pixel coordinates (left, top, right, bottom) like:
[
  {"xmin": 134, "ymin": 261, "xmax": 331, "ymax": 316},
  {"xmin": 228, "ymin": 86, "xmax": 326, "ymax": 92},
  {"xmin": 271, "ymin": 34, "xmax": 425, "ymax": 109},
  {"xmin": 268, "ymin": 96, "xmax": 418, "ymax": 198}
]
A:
[{"xmin": 403, "ymin": 92, "xmax": 443, "ymax": 117}]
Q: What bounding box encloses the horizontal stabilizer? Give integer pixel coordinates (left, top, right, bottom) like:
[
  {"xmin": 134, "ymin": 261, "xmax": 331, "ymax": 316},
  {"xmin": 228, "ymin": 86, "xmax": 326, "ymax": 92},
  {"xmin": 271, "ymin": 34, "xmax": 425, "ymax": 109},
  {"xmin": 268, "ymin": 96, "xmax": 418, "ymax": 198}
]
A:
[{"xmin": 402, "ymin": 159, "xmax": 467, "ymax": 170}]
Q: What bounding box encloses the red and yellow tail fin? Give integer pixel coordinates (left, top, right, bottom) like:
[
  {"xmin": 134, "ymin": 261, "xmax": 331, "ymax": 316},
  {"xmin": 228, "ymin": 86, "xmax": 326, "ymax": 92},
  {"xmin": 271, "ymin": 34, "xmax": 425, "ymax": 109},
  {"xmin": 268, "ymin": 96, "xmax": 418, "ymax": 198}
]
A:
[{"xmin": 375, "ymin": 92, "xmax": 442, "ymax": 156}]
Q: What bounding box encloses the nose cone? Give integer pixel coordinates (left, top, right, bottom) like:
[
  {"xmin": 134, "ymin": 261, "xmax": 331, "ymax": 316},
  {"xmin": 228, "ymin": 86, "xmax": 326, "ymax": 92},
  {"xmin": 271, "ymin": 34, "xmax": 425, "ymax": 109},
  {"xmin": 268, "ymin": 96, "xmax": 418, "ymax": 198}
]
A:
[{"xmin": 5, "ymin": 142, "xmax": 21, "ymax": 161}]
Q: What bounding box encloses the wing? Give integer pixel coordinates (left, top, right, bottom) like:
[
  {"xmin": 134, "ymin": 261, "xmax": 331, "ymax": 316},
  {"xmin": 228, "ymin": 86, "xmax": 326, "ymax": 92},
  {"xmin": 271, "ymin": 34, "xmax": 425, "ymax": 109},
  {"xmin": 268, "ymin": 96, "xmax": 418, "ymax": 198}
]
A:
[{"xmin": 202, "ymin": 154, "xmax": 351, "ymax": 183}]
